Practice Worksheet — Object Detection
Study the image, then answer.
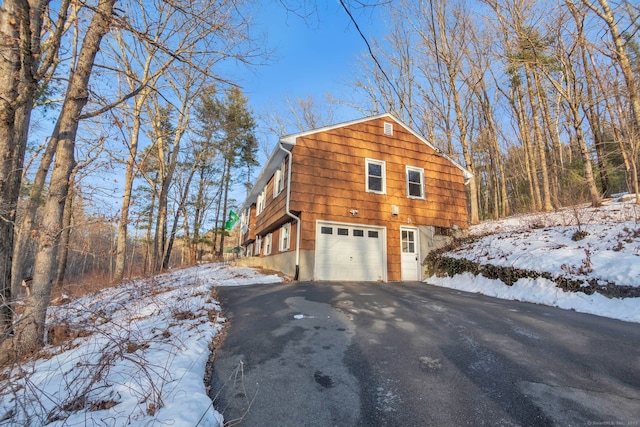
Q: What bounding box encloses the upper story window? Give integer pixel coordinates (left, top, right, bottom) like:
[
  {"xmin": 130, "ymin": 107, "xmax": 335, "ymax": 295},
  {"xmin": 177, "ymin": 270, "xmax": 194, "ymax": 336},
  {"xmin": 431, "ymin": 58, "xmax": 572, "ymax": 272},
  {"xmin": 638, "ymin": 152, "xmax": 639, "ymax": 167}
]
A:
[
  {"xmin": 366, "ymin": 158, "xmax": 386, "ymax": 194},
  {"xmin": 243, "ymin": 208, "xmax": 250, "ymax": 227},
  {"xmin": 383, "ymin": 122, "xmax": 393, "ymax": 136},
  {"xmin": 273, "ymin": 169, "xmax": 282, "ymax": 197},
  {"xmin": 256, "ymin": 188, "xmax": 266, "ymax": 215},
  {"xmin": 406, "ymin": 166, "xmax": 425, "ymax": 199},
  {"xmin": 273, "ymin": 159, "xmax": 286, "ymax": 197},
  {"xmin": 279, "ymin": 223, "xmax": 290, "ymax": 251},
  {"xmin": 240, "ymin": 209, "xmax": 249, "ymax": 234}
]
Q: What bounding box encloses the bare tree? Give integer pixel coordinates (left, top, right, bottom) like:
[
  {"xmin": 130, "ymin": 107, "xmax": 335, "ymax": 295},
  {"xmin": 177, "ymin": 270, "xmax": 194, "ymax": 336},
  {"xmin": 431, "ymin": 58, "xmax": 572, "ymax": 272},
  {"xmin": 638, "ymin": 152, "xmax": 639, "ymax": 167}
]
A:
[
  {"xmin": 414, "ymin": 0, "xmax": 481, "ymax": 222},
  {"xmin": 536, "ymin": 7, "xmax": 601, "ymax": 206},
  {"xmin": 11, "ymin": 0, "xmax": 118, "ymax": 358},
  {"xmin": 0, "ymin": 0, "xmax": 70, "ymax": 342},
  {"xmin": 579, "ymin": 0, "xmax": 640, "ymax": 201},
  {"xmin": 107, "ymin": 0, "xmax": 265, "ymax": 279}
]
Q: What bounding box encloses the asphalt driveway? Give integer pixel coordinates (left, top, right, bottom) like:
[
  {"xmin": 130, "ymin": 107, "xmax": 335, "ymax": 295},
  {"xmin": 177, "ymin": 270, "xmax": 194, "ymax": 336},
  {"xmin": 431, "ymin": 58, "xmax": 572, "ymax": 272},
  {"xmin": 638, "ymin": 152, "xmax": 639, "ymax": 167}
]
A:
[{"xmin": 208, "ymin": 281, "xmax": 640, "ymax": 426}]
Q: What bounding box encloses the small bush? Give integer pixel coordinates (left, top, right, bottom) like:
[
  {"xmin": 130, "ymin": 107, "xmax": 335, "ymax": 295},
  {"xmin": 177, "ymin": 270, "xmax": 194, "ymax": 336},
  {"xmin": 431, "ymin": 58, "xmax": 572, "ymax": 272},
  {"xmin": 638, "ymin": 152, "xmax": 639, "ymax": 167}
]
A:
[{"xmin": 571, "ymin": 230, "xmax": 589, "ymax": 241}]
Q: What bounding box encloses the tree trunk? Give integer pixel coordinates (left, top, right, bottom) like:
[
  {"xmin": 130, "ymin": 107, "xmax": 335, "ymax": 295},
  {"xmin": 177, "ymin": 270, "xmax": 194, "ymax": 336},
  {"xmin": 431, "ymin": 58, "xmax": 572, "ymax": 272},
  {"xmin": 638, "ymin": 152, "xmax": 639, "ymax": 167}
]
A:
[
  {"xmin": 478, "ymin": 84, "xmax": 509, "ymax": 217},
  {"xmin": 534, "ymin": 69, "xmax": 564, "ymax": 207},
  {"xmin": 0, "ymin": 0, "xmax": 26, "ymax": 343},
  {"xmin": 12, "ymin": 125, "xmax": 58, "ymax": 297},
  {"xmin": 143, "ymin": 184, "xmax": 156, "ymax": 274},
  {"xmin": 113, "ymin": 92, "xmax": 147, "ymax": 282},
  {"xmin": 218, "ymin": 159, "xmax": 232, "ymax": 256},
  {"xmin": 574, "ymin": 116, "xmax": 602, "ymax": 205},
  {"xmin": 525, "ymin": 65, "xmax": 553, "ymax": 212},
  {"xmin": 212, "ymin": 159, "xmax": 226, "ymax": 256},
  {"xmin": 55, "ymin": 174, "xmax": 75, "ymax": 288},
  {"xmin": 153, "ymin": 188, "xmax": 168, "ymax": 272},
  {"xmin": 192, "ymin": 167, "xmax": 206, "ymax": 263},
  {"xmin": 12, "ymin": 0, "xmax": 116, "ymax": 356},
  {"xmin": 515, "ymin": 84, "xmax": 540, "ymax": 211},
  {"xmin": 449, "ymin": 76, "xmax": 479, "ymax": 224},
  {"xmin": 163, "ymin": 165, "xmax": 197, "ymax": 269}
]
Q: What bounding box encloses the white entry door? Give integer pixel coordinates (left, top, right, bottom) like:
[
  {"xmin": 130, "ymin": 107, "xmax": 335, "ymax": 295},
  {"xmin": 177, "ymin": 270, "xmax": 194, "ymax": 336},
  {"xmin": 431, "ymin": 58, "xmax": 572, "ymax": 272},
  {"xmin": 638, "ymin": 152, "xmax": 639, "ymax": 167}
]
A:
[{"xmin": 400, "ymin": 226, "xmax": 420, "ymax": 281}]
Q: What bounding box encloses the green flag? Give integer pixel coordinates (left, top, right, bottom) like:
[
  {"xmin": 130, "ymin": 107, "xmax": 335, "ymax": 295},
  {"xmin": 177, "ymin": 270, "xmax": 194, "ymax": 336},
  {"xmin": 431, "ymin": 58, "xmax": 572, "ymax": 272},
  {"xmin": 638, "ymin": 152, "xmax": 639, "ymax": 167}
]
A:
[{"xmin": 224, "ymin": 210, "xmax": 240, "ymax": 230}]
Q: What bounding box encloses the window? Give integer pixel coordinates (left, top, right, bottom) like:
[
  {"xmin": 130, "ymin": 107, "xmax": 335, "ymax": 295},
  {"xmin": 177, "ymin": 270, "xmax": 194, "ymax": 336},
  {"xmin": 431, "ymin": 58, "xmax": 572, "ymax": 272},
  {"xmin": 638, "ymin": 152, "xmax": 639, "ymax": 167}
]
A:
[
  {"xmin": 273, "ymin": 169, "xmax": 282, "ymax": 197},
  {"xmin": 256, "ymin": 236, "xmax": 262, "ymax": 256},
  {"xmin": 241, "ymin": 209, "xmax": 250, "ymax": 234},
  {"xmin": 368, "ymin": 230, "xmax": 379, "ymax": 238},
  {"xmin": 366, "ymin": 159, "xmax": 386, "ymax": 194},
  {"xmin": 243, "ymin": 208, "xmax": 250, "ymax": 226},
  {"xmin": 264, "ymin": 233, "xmax": 272, "ymax": 255},
  {"xmin": 353, "ymin": 229, "xmax": 364, "ymax": 237},
  {"xmin": 383, "ymin": 122, "xmax": 393, "ymax": 136},
  {"xmin": 406, "ymin": 166, "xmax": 425, "ymax": 199},
  {"xmin": 273, "ymin": 160, "xmax": 285, "ymax": 197},
  {"xmin": 256, "ymin": 193, "xmax": 262, "ymax": 215},
  {"xmin": 280, "ymin": 223, "xmax": 291, "ymax": 251},
  {"xmin": 257, "ymin": 188, "xmax": 267, "ymax": 215},
  {"xmin": 321, "ymin": 226, "xmax": 333, "ymax": 235},
  {"xmin": 337, "ymin": 228, "xmax": 349, "ymax": 236},
  {"xmin": 402, "ymin": 229, "xmax": 415, "ymax": 253}
]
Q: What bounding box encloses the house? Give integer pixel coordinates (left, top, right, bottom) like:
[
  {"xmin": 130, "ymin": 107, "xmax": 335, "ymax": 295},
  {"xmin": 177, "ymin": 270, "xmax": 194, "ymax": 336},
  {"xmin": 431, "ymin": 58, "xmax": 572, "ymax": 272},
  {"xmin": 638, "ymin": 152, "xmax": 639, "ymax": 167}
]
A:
[{"xmin": 235, "ymin": 113, "xmax": 471, "ymax": 282}]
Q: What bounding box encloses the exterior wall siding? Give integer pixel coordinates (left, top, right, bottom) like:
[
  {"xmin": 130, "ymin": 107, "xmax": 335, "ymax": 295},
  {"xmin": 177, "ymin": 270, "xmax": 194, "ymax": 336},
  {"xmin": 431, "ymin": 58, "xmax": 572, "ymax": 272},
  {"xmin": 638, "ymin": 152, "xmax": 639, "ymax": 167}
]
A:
[{"xmin": 286, "ymin": 118, "xmax": 467, "ymax": 281}]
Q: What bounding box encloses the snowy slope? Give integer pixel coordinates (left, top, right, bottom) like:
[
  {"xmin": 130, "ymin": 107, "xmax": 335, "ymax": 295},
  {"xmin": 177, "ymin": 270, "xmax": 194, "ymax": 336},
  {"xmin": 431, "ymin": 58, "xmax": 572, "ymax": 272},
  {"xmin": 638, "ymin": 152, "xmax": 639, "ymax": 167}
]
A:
[
  {"xmin": 427, "ymin": 197, "xmax": 640, "ymax": 323},
  {"xmin": 0, "ymin": 264, "xmax": 281, "ymax": 426}
]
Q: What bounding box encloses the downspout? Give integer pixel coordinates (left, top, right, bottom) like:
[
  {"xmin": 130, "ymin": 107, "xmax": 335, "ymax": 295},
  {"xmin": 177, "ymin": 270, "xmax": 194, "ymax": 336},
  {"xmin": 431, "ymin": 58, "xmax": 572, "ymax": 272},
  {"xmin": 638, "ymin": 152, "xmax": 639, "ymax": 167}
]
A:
[{"xmin": 279, "ymin": 142, "xmax": 301, "ymax": 280}]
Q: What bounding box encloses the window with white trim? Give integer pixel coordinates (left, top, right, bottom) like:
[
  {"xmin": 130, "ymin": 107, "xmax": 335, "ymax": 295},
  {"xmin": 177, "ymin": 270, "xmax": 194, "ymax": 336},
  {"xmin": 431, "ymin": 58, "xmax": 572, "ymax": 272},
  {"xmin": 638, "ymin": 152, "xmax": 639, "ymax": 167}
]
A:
[
  {"xmin": 279, "ymin": 223, "xmax": 290, "ymax": 251},
  {"xmin": 366, "ymin": 158, "xmax": 386, "ymax": 194},
  {"xmin": 243, "ymin": 208, "xmax": 250, "ymax": 228},
  {"xmin": 256, "ymin": 193, "xmax": 262, "ymax": 215},
  {"xmin": 255, "ymin": 236, "xmax": 262, "ymax": 256},
  {"xmin": 273, "ymin": 169, "xmax": 281, "ymax": 197},
  {"xmin": 264, "ymin": 233, "xmax": 272, "ymax": 255},
  {"xmin": 257, "ymin": 188, "xmax": 266, "ymax": 215},
  {"xmin": 406, "ymin": 166, "xmax": 425, "ymax": 199},
  {"xmin": 383, "ymin": 122, "xmax": 393, "ymax": 136},
  {"xmin": 273, "ymin": 159, "xmax": 285, "ymax": 197}
]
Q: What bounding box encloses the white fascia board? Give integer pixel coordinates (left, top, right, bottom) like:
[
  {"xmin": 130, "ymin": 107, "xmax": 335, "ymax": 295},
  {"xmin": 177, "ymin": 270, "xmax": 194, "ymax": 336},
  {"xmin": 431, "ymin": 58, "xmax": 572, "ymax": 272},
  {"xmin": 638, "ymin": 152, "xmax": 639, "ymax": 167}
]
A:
[
  {"xmin": 242, "ymin": 139, "xmax": 296, "ymax": 210},
  {"xmin": 278, "ymin": 112, "xmax": 393, "ymax": 141}
]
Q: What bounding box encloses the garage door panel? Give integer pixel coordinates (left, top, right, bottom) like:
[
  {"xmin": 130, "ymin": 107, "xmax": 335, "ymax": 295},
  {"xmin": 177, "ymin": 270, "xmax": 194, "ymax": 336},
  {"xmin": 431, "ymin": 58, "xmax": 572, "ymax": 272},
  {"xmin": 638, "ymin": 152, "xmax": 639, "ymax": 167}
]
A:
[{"xmin": 315, "ymin": 222, "xmax": 386, "ymax": 281}]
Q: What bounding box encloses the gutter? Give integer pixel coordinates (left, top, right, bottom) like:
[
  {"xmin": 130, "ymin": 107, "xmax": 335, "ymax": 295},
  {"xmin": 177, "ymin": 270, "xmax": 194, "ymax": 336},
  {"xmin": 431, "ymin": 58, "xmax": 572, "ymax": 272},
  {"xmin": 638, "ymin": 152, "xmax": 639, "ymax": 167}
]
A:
[{"xmin": 278, "ymin": 142, "xmax": 301, "ymax": 280}]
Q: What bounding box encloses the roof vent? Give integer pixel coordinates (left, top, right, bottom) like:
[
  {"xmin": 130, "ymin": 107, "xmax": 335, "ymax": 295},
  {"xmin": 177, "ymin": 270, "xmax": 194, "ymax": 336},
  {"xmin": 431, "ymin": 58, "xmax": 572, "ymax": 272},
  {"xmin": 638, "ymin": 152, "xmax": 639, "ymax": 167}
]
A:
[{"xmin": 383, "ymin": 122, "xmax": 393, "ymax": 136}]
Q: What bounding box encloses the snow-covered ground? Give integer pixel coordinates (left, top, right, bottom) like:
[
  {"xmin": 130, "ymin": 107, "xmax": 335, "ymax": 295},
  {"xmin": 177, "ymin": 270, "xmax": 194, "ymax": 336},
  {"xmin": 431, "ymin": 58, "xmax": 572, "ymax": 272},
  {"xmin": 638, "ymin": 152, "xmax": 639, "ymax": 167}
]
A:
[
  {"xmin": 1, "ymin": 197, "xmax": 639, "ymax": 426},
  {"xmin": 0, "ymin": 265, "xmax": 282, "ymax": 426},
  {"xmin": 427, "ymin": 196, "xmax": 640, "ymax": 323}
]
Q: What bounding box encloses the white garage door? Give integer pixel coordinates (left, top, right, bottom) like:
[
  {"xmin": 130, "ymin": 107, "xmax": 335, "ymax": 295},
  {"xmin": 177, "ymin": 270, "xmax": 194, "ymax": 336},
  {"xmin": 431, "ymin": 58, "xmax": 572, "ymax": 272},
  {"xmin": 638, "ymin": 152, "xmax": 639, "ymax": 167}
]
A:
[{"xmin": 315, "ymin": 222, "xmax": 386, "ymax": 281}]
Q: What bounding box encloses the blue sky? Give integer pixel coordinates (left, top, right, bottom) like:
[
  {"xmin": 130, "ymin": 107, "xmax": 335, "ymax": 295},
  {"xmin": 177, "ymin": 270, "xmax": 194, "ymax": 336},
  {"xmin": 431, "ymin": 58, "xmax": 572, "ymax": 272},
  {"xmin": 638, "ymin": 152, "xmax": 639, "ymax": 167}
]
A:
[{"xmin": 238, "ymin": 1, "xmax": 384, "ymax": 128}]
